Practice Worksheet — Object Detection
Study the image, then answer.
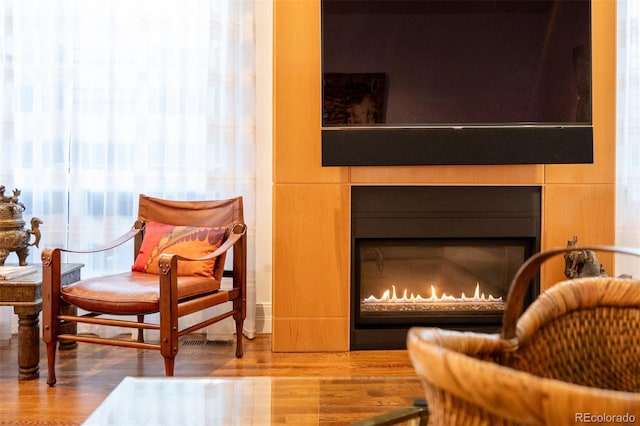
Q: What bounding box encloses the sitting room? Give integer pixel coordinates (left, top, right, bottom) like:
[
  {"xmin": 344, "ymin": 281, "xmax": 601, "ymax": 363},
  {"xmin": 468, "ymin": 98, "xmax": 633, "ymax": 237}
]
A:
[{"xmin": 1, "ymin": 0, "xmax": 639, "ymax": 424}]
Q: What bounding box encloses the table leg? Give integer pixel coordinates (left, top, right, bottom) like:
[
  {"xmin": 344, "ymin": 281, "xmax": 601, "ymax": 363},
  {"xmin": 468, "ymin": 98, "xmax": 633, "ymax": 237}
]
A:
[{"xmin": 15, "ymin": 310, "xmax": 40, "ymax": 380}]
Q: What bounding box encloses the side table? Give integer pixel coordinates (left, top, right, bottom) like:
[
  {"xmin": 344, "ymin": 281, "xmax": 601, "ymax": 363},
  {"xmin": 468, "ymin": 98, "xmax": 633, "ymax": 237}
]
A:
[{"xmin": 0, "ymin": 263, "xmax": 83, "ymax": 380}]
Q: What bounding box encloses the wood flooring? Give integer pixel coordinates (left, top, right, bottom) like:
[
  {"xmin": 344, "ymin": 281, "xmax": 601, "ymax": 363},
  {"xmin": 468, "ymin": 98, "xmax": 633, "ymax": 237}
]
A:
[{"xmin": 0, "ymin": 333, "xmax": 424, "ymax": 425}]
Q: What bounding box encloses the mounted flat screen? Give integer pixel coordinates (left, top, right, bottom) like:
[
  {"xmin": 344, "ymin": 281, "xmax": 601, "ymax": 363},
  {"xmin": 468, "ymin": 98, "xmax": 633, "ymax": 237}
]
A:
[{"xmin": 321, "ymin": 0, "xmax": 593, "ymax": 166}]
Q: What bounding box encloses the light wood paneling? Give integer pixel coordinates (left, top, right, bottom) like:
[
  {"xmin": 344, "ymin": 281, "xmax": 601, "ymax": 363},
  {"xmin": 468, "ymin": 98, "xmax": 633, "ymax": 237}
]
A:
[
  {"xmin": 352, "ymin": 164, "xmax": 544, "ymax": 185},
  {"xmin": 272, "ymin": 318, "xmax": 349, "ymax": 352},
  {"xmin": 541, "ymin": 184, "xmax": 615, "ymax": 291},
  {"xmin": 273, "ymin": 184, "xmax": 350, "ymax": 318},
  {"xmin": 272, "ymin": 182, "xmax": 350, "ymax": 350},
  {"xmin": 274, "ymin": 0, "xmax": 349, "ymax": 185}
]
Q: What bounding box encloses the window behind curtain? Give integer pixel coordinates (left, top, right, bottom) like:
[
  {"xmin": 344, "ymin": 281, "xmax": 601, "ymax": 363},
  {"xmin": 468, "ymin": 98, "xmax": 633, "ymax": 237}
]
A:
[
  {"xmin": 617, "ymin": 0, "xmax": 640, "ymax": 275},
  {"xmin": 0, "ymin": 0, "xmax": 256, "ymax": 279}
]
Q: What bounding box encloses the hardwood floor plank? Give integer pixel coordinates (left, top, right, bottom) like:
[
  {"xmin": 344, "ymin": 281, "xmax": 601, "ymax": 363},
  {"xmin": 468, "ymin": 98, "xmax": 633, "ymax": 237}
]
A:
[{"xmin": 0, "ymin": 334, "xmax": 424, "ymax": 425}]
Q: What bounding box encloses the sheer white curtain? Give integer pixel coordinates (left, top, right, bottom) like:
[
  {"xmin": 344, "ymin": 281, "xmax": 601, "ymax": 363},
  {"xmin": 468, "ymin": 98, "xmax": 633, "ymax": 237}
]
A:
[
  {"xmin": 617, "ymin": 0, "xmax": 640, "ymax": 276},
  {"xmin": 0, "ymin": 0, "xmax": 256, "ymax": 340}
]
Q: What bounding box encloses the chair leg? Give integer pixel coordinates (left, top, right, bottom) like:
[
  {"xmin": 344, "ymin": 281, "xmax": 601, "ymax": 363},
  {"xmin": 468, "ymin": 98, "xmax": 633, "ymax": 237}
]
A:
[
  {"xmin": 234, "ymin": 313, "xmax": 244, "ymax": 358},
  {"xmin": 163, "ymin": 356, "xmax": 175, "ymax": 376},
  {"xmin": 42, "ymin": 248, "xmax": 61, "ymax": 386},
  {"xmin": 46, "ymin": 341, "xmax": 57, "ymax": 386},
  {"xmin": 136, "ymin": 315, "xmax": 145, "ymax": 343}
]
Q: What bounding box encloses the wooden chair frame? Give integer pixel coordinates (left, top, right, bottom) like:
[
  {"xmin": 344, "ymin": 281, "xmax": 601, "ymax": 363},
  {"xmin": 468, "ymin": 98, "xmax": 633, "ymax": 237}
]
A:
[{"xmin": 41, "ymin": 195, "xmax": 247, "ymax": 386}]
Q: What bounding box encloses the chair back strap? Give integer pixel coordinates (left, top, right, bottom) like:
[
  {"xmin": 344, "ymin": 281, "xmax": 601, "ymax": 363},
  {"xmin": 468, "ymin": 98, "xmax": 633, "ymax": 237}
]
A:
[{"xmin": 138, "ymin": 194, "xmax": 243, "ymax": 228}]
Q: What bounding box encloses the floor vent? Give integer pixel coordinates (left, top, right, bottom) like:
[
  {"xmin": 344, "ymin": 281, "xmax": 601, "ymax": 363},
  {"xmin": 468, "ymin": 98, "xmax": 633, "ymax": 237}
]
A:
[{"xmin": 180, "ymin": 336, "xmax": 232, "ymax": 347}]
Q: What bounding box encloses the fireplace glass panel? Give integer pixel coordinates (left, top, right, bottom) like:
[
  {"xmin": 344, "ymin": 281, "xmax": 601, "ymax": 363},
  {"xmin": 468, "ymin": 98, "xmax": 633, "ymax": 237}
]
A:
[{"xmin": 356, "ymin": 238, "xmax": 529, "ymax": 326}]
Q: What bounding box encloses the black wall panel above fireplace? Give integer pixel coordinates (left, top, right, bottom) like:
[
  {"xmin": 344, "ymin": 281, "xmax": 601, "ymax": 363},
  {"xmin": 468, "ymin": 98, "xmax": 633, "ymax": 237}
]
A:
[{"xmin": 322, "ymin": 126, "xmax": 593, "ymax": 166}]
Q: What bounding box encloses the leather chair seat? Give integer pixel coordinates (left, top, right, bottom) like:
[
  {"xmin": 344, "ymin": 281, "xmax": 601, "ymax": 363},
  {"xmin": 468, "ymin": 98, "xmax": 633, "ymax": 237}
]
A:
[{"xmin": 61, "ymin": 271, "xmax": 221, "ymax": 315}]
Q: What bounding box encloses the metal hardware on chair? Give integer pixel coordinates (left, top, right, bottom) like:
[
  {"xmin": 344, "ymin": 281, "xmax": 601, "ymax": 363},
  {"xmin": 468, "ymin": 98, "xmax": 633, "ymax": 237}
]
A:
[{"xmin": 231, "ymin": 222, "xmax": 247, "ymax": 235}]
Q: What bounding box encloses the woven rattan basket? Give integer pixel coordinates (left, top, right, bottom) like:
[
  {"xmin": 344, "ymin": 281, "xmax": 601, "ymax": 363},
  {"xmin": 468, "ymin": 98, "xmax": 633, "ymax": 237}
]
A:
[{"xmin": 407, "ymin": 246, "xmax": 640, "ymax": 426}]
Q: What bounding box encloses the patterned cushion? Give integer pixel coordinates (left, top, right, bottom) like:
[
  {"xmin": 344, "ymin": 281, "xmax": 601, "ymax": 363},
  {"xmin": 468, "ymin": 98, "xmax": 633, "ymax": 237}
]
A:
[{"xmin": 132, "ymin": 221, "xmax": 225, "ymax": 277}]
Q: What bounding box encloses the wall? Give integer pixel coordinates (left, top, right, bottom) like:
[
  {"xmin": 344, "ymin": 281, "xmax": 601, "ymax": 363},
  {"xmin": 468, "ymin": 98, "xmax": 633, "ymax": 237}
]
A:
[
  {"xmin": 255, "ymin": 0, "xmax": 274, "ymax": 335},
  {"xmin": 272, "ymin": 0, "xmax": 616, "ymax": 352}
]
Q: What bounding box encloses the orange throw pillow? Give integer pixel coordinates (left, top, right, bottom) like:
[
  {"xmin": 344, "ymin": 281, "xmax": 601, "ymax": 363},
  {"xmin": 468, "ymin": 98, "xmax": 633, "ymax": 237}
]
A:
[{"xmin": 132, "ymin": 221, "xmax": 225, "ymax": 277}]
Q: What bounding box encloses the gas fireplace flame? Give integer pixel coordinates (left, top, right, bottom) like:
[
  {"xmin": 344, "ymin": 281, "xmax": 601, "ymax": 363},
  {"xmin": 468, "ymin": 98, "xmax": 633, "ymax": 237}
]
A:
[{"xmin": 363, "ymin": 283, "xmax": 503, "ymax": 304}]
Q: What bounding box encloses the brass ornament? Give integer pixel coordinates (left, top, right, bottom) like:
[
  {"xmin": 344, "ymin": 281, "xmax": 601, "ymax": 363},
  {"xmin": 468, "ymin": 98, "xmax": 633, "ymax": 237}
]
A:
[{"xmin": 0, "ymin": 186, "xmax": 42, "ymax": 266}]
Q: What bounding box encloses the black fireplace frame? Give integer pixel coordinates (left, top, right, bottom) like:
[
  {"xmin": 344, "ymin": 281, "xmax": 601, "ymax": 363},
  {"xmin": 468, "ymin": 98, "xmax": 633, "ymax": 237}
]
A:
[{"xmin": 350, "ymin": 186, "xmax": 541, "ymax": 350}]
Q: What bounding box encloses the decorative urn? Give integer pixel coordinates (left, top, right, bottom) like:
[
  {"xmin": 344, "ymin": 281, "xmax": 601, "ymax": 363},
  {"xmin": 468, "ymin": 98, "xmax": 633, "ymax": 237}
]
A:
[{"xmin": 0, "ymin": 186, "xmax": 42, "ymax": 266}]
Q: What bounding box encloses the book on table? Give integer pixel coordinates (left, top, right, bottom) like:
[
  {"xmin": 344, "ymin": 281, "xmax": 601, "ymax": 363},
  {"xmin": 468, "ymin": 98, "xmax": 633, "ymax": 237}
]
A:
[{"xmin": 0, "ymin": 265, "xmax": 37, "ymax": 280}]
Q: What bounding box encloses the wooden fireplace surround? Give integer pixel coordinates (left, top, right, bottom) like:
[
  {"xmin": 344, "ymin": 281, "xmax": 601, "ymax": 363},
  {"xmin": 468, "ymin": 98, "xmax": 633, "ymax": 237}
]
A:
[{"xmin": 272, "ymin": 0, "xmax": 616, "ymax": 352}]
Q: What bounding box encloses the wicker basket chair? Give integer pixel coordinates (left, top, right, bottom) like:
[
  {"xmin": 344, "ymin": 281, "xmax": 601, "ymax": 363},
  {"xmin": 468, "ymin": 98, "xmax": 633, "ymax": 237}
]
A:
[{"xmin": 407, "ymin": 246, "xmax": 640, "ymax": 426}]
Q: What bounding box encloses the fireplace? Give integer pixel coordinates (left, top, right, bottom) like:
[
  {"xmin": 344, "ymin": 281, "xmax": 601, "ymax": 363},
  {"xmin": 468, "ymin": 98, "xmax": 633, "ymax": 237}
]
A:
[{"xmin": 351, "ymin": 186, "xmax": 541, "ymax": 350}]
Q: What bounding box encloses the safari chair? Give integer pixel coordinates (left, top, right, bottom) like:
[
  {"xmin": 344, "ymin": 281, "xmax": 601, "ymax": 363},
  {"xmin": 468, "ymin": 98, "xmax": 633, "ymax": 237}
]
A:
[{"xmin": 42, "ymin": 194, "xmax": 246, "ymax": 386}]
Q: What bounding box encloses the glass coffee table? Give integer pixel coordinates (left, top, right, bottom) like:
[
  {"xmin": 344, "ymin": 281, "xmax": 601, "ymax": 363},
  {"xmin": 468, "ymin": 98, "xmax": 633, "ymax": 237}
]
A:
[{"xmin": 83, "ymin": 376, "xmax": 428, "ymax": 425}]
